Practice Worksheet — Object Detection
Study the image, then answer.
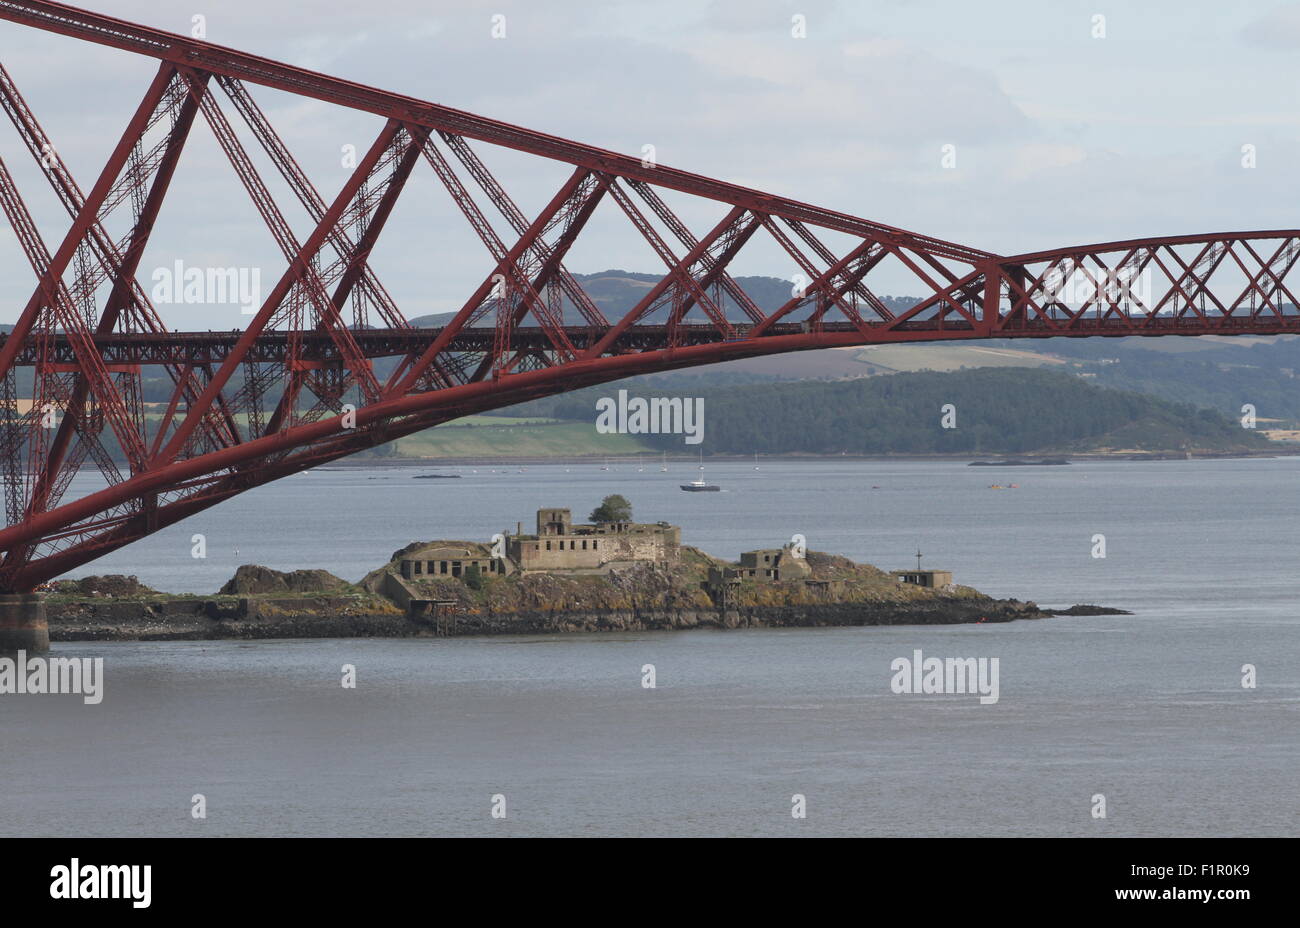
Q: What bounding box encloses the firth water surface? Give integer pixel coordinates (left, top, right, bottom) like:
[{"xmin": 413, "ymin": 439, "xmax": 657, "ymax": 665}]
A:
[{"xmin": 2, "ymin": 458, "xmax": 1296, "ymax": 836}]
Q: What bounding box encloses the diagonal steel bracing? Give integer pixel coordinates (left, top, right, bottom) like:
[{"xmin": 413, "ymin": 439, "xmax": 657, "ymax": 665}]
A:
[{"xmin": 0, "ymin": 0, "xmax": 1295, "ymax": 590}]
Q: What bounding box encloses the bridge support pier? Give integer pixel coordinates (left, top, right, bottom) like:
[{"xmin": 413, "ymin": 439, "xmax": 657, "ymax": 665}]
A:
[{"xmin": 0, "ymin": 593, "xmax": 49, "ymax": 654}]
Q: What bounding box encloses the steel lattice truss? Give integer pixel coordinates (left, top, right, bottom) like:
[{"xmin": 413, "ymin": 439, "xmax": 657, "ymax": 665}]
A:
[{"xmin": 0, "ymin": 0, "xmax": 1297, "ymax": 591}]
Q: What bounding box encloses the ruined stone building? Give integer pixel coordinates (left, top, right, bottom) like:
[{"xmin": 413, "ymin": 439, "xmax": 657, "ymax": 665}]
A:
[
  {"xmin": 396, "ymin": 508, "xmax": 681, "ymax": 581},
  {"xmin": 398, "ymin": 543, "xmax": 511, "ymax": 581},
  {"xmin": 508, "ymin": 508, "xmax": 680, "ymax": 572},
  {"xmin": 891, "ymin": 569, "xmax": 955, "ymax": 590},
  {"xmin": 707, "ymin": 546, "xmax": 812, "ymax": 586}
]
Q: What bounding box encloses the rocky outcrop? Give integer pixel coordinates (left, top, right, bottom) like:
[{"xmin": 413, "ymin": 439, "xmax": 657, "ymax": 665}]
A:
[
  {"xmin": 47, "ymin": 593, "xmax": 402, "ymax": 641},
  {"xmin": 398, "ymin": 597, "xmax": 1051, "ymax": 637},
  {"xmin": 43, "ymin": 551, "xmax": 1127, "ymax": 641},
  {"xmin": 48, "ymin": 574, "xmax": 159, "ymax": 598},
  {"xmin": 218, "ymin": 565, "xmax": 350, "ymax": 596},
  {"xmin": 45, "ymin": 595, "xmax": 1122, "ymax": 642},
  {"xmin": 1043, "ymin": 604, "xmax": 1131, "ymax": 616}
]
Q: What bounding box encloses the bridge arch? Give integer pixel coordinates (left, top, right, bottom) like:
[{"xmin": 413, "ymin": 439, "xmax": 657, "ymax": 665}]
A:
[{"xmin": 0, "ymin": 1, "xmax": 1295, "ymax": 590}]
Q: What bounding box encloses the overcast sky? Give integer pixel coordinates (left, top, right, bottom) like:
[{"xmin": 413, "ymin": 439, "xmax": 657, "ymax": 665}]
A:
[{"xmin": 1, "ymin": 0, "xmax": 1298, "ymax": 326}]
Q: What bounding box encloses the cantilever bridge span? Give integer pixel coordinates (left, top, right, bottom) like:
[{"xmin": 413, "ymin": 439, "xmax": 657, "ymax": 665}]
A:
[{"xmin": 0, "ymin": 0, "xmax": 1297, "ymax": 599}]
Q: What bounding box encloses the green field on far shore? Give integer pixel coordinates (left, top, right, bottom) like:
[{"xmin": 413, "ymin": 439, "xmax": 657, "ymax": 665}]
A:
[{"xmin": 394, "ymin": 418, "xmax": 649, "ymax": 458}]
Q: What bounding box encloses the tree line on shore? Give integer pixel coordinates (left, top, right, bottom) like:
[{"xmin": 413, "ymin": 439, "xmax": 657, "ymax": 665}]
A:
[{"xmin": 499, "ymin": 367, "xmax": 1267, "ymax": 455}]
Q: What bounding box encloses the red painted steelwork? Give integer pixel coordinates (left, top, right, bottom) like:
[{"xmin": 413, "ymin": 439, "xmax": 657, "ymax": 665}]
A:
[{"xmin": 0, "ymin": 0, "xmax": 1296, "ymax": 590}]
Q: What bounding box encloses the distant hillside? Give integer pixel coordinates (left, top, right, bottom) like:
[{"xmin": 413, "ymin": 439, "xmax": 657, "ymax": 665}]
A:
[
  {"xmin": 1022, "ymin": 336, "xmax": 1300, "ymax": 428},
  {"xmin": 405, "ymin": 276, "xmax": 1300, "ymax": 432},
  {"xmin": 408, "ymin": 271, "xmax": 918, "ymax": 328},
  {"xmin": 496, "ymin": 367, "xmax": 1269, "ymax": 456},
  {"xmin": 8, "ymin": 267, "xmax": 1294, "ymax": 442}
]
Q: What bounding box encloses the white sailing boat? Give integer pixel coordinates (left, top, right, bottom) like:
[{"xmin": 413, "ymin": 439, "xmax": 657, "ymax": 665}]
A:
[{"xmin": 680, "ymin": 450, "xmax": 720, "ymax": 492}]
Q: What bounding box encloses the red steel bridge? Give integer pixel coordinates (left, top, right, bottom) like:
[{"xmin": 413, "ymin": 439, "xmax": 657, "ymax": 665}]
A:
[{"xmin": 0, "ymin": 0, "xmax": 1298, "ymax": 594}]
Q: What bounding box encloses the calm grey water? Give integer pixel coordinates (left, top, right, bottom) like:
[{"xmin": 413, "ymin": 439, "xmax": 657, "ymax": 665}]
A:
[{"xmin": 2, "ymin": 457, "xmax": 1297, "ymax": 836}]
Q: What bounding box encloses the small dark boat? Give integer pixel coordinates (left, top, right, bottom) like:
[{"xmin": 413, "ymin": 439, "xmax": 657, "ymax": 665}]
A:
[
  {"xmin": 680, "ymin": 474, "xmax": 720, "ymax": 492},
  {"xmin": 680, "ymin": 452, "xmax": 719, "ymax": 491}
]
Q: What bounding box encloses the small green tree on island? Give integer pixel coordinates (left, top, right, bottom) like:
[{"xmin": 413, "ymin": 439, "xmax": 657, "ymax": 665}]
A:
[
  {"xmin": 463, "ymin": 564, "xmax": 484, "ymax": 590},
  {"xmin": 589, "ymin": 494, "xmax": 632, "ymax": 523}
]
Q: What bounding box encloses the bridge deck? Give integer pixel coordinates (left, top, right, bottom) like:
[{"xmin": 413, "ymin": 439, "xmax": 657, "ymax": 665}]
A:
[{"xmin": 4, "ymin": 314, "xmax": 1299, "ymax": 367}]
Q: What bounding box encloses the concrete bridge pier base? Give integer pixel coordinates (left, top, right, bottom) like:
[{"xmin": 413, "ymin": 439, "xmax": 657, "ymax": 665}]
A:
[{"xmin": 0, "ymin": 593, "xmax": 49, "ymax": 654}]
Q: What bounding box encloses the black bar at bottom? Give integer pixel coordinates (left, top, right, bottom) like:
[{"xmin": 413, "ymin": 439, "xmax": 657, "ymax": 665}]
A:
[{"xmin": 4, "ymin": 836, "xmax": 1286, "ymax": 915}]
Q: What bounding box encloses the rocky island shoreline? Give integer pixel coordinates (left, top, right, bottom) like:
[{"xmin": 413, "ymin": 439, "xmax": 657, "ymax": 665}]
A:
[
  {"xmin": 43, "ymin": 560, "xmax": 1127, "ymax": 644},
  {"xmin": 40, "ymin": 496, "xmax": 1128, "ymax": 643},
  {"xmin": 43, "ymin": 580, "xmax": 1125, "ymax": 642}
]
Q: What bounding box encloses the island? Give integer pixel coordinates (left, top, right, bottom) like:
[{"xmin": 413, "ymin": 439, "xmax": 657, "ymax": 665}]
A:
[
  {"xmin": 968, "ymin": 457, "xmax": 1071, "ymax": 466},
  {"xmin": 42, "ymin": 496, "xmax": 1127, "ymax": 642}
]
